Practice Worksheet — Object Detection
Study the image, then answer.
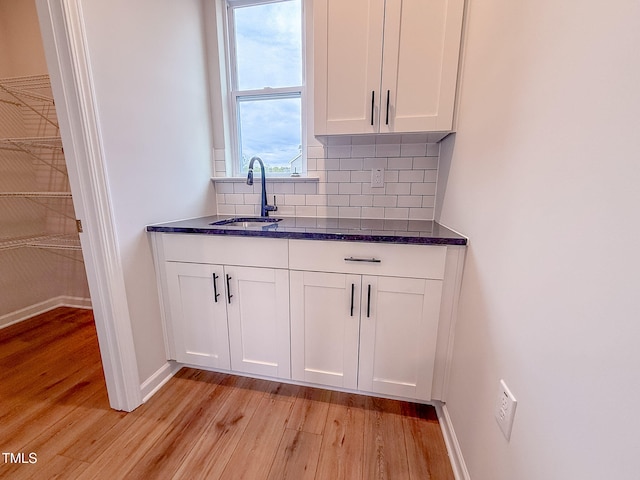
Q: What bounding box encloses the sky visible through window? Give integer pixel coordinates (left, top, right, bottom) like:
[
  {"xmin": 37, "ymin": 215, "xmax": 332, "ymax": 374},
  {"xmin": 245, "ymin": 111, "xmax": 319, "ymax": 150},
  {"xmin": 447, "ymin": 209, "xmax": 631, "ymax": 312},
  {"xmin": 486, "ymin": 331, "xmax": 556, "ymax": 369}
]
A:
[{"xmin": 234, "ymin": 0, "xmax": 302, "ymax": 173}]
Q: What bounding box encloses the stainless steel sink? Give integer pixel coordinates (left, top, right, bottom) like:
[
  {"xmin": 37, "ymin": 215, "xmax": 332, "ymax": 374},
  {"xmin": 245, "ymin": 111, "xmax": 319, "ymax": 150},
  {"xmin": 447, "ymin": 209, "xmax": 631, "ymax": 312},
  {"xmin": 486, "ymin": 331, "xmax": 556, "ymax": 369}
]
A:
[{"xmin": 209, "ymin": 217, "xmax": 283, "ymax": 228}]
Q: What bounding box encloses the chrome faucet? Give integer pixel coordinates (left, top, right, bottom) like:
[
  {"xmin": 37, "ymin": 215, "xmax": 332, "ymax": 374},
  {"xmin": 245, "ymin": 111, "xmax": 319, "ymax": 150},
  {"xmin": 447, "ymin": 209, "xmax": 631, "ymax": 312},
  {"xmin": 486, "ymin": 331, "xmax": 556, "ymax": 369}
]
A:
[{"xmin": 246, "ymin": 156, "xmax": 277, "ymax": 217}]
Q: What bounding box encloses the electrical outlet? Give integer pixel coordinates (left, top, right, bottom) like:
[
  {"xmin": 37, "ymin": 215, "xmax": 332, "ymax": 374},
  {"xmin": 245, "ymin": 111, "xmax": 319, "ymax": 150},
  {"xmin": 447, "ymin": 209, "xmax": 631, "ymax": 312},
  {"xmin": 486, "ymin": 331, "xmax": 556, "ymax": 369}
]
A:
[
  {"xmin": 495, "ymin": 379, "xmax": 517, "ymax": 440},
  {"xmin": 371, "ymin": 168, "xmax": 384, "ymax": 187}
]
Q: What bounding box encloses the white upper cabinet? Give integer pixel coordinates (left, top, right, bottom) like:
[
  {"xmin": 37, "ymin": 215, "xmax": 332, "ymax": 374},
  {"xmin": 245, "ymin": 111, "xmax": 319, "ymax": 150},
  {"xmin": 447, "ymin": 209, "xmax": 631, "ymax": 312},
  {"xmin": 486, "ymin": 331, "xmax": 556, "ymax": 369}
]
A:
[{"xmin": 314, "ymin": 0, "xmax": 464, "ymax": 136}]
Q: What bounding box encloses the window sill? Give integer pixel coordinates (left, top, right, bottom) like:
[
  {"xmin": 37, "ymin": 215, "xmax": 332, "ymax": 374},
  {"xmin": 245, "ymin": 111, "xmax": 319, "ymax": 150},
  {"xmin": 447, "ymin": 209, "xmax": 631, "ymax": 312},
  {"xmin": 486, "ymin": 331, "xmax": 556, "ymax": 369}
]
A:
[{"xmin": 211, "ymin": 176, "xmax": 319, "ymax": 183}]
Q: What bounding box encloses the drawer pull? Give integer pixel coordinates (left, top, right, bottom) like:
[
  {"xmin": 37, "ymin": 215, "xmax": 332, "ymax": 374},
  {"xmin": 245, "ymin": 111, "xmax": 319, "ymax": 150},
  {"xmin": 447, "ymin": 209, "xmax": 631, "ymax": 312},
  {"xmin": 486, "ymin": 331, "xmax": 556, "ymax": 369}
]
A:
[
  {"xmin": 367, "ymin": 284, "xmax": 371, "ymax": 318},
  {"xmin": 344, "ymin": 257, "xmax": 381, "ymax": 263}
]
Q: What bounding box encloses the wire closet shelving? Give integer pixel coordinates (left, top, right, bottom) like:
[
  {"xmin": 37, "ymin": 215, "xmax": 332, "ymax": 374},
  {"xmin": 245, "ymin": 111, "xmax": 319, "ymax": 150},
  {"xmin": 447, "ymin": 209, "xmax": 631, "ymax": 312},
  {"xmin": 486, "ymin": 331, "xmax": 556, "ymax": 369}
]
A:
[{"xmin": 0, "ymin": 74, "xmax": 82, "ymax": 257}]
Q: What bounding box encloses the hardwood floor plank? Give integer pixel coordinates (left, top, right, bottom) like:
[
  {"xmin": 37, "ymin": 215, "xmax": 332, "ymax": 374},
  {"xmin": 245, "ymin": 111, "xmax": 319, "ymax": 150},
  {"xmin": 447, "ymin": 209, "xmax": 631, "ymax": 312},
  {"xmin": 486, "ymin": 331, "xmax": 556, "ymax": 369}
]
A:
[
  {"xmin": 315, "ymin": 391, "xmax": 367, "ymax": 480},
  {"xmin": 363, "ymin": 396, "xmax": 411, "ymax": 480},
  {"xmin": 266, "ymin": 429, "xmax": 322, "ymax": 480},
  {"xmin": 288, "ymin": 386, "xmax": 332, "ymax": 435},
  {"xmin": 218, "ymin": 396, "xmax": 293, "ymax": 480},
  {"xmin": 402, "ymin": 402, "xmax": 455, "ymax": 480},
  {"xmin": 124, "ymin": 371, "xmax": 232, "ymax": 479},
  {"xmin": 171, "ymin": 375, "xmax": 269, "ymax": 480},
  {"xmin": 73, "ymin": 369, "xmax": 223, "ymax": 480}
]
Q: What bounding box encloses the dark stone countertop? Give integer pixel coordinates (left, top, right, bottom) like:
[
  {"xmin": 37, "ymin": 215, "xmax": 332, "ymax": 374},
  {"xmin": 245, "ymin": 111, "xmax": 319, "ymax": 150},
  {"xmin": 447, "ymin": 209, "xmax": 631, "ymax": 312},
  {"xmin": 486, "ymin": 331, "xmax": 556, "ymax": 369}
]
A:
[{"xmin": 146, "ymin": 215, "xmax": 467, "ymax": 246}]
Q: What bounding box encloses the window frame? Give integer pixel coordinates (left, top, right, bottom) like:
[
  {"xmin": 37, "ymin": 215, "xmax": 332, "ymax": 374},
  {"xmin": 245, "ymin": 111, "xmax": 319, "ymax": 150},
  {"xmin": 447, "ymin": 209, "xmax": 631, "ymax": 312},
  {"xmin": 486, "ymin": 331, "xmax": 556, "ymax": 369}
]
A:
[{"xmin": 225, "ymin": 0, "xmax": 307, "ymax": 177}]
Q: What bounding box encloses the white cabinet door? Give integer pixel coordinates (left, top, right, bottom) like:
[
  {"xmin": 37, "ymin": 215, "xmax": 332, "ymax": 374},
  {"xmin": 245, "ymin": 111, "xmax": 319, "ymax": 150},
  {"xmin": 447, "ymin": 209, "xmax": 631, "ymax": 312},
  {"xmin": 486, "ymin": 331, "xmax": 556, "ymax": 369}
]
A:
[
  {"xmin": 358, "ymin": 275, "xmax": 443, "ymax": 401},
  {"xmin": 226, "ymin": 266, "xmax": 291, "ymax": 378},
  {"xmin": 314, "ymin": 0, "xmax": 385, "ymax": 135},
  {"xmin": 164, "ymin": 262, "xmax": 231, "ymax": 369},
  {"xmin": 314, "ymin": 0, "xmax": 464, "ymax": 135},
  {"xmin": 290, "ymin": 271, "xmax": 362, "ymax": 389},
  {"xmin": 380, "ymin": 0, "xmax": 465, "ymax": 133}
]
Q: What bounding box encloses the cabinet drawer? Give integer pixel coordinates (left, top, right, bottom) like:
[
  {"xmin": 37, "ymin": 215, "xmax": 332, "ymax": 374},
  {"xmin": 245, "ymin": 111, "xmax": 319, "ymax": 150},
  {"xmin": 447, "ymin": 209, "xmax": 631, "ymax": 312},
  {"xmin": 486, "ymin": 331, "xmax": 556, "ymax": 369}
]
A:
[
  {"xmin": 161, "ymin": 234, "xmax": 288, "ymax": 269},
  {"xmin": 289, "ymin": 240, "xmax": 446, "ymax": 279}
]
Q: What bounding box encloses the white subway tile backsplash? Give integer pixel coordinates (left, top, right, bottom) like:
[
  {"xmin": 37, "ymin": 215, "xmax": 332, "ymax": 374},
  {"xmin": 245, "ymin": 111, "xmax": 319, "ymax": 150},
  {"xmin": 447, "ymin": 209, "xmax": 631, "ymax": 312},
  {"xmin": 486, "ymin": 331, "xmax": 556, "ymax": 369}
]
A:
[
  {"xmin": 350, "ymin": 194, "xmax": 373, "ymax": 207},
  {"xmin": 338, "ymin": 206, "xmax": 361, "ymax": 218},
  {"xmin": 373, "ymin": 195, "xmax": 397, "ymax": 207},
  {"xmin": 384, "ymin": 170, "xmax": 399, "ymax": 183},
  {"xmin": 384, "ymin": 207, "xmax": 409, "ymax": 219},
  {"xmin": 350, "ymin": 170, "xmax": 371, "ymax": 183},
  {"xmin": 338, "ymin": 182, "xmax": 362, "ymax": 195},
  {"xmin": 296, "ymin": 206, "xmax": 318, "ymax": 217},
  {"xmin": 317, "ymin": 206, "xmax": 339, "ymax": 217},
  {"xmin": 424, "ymin": 170, "xmax": 438, "ymax": 182},
  {"xmin": 233, "ymin": 182, "xmax": 254, "ymax": 194},
  {"xmin": 375, "ymin": 144, "xmax": 401, "ymax": 157},
  {"xmin": 284, "ymin": 194, "xmax": 306, "ymax": 206},
  {"xmin": 214, "ymin": 138, "xmax": 442, "ymax": 221},
  {"xmin": 351, "ymin": 144, "xmax": 376, "ymax": 157},
  {"xmin": 236, "ymin": 204, "xmax": 256, "ymax": 215},
  {"xmin": 361, "ymin": 207, "xmax": 384, "ymax": 218},
  {"xmin": 328, "ymin": 195, "xmax": 350, "ymax": 206},
  {"xmin": 326, "ymin": 145, "xmax": 352, "ymax": 158},
  {"xmin": 216, "ymin": 182, "xmax": 235, "ymax": 194},
  {"xmin": 340, "ymin": 158, "xmax": 364, "ymax": 170},
  {"xmin": 327, "ymin": 170, "xmax": 351, "ymax": 183},
  {"xmin": 397, "ymin": 195, "xmax": 422, "ymax": 208},
  {"xmin": 411, "ymin": 183, "xmax": 437, "ymax": 196},
  {"xmin": 305, "ymin": 194, "xmax": 327, "ymax": 205},
  {"xmin": 294, "ymin": 182, "xmax": 318, "ymax": 194},
  {"xmin": 385, "ymin": 182, "xmax": 411, "ymax": 195},
  {"xmin": 400, "ymin": 143, "xmax": 427, "ymax": 157},
  {"xmin": 388, "ymin": 157, "xmax": 413, "ymax": 170},
  {"xmin": 422, "ymin": 196, "xmax": 436, "ymax": 208},
  {"xmin": 218, "ymin": 204, "xmax": 236, "ymax": 215},
  {"xmin": 409, "ymin": 208, "xmax": 432, "ymax": 220},
  {"xmin": 307, "ymin": 146, "xmax": 325, "ymax": 158},
  {"xmin": 413, "ymin": 156, "xmax": 439, "ymax": 170},
  {"xmin": 272, "ymin": 182, "xmax": 295, "ymax": 194},
  {"xmin": 363, "ymin": 157, "xmax": 388, "ymax": 169},
  {"xmin": 399, "ymin": 170, "xmax": 424, "ymax": 183},
  {"xmin": 225, "ymin": 193, "xmax": 244, "ymax": 204}
]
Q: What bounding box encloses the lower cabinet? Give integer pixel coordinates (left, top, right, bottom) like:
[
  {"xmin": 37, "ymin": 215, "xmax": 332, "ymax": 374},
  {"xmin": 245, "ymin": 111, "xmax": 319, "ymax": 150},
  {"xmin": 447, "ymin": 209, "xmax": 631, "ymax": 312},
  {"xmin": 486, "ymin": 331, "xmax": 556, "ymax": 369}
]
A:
[
  {"xmin": 153, "ymin": 233, "xmax": 464, "ymax": 403},
  {"xmin": 163, "ymin": 261, "xmax": 290, "ymax": 378},
  {"xmin": 290, "ymin": 270, "xmax": 442, "ymax": 401}
]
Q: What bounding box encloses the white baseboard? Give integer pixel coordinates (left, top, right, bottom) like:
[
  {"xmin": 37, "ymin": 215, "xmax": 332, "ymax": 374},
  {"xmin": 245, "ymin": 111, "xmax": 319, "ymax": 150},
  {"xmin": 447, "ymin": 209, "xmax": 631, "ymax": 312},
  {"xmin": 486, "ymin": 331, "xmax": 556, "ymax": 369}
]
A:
[
  {"xmin": 140, "ymin": 361, "xmax": 181, "ymax": 403},
  {"xmin": 0, "ymin": 295, "xmax": 93, "ymax": 329},
  {"xmin": 437, "ymin": 403, "xmax": 471, "ymax": 480}
]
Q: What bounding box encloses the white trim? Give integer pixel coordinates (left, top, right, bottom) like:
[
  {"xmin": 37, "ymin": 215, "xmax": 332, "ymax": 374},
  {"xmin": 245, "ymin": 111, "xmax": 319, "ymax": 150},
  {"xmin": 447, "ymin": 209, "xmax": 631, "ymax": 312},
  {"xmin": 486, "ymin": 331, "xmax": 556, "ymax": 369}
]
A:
[
  {"xmin": 0, "ymin": 296, "xmax": 92, "ymax": 329},
  {"xmin": 140, "ymin": 361, "xmax": 181, "ymax": 403},
  {"xmin": 437, "ymin": 403, "xmax": 471, "ymax": 480},
  {"xmin": 35, "ymin": 0, "xmax": 142, "ymax": 412}
]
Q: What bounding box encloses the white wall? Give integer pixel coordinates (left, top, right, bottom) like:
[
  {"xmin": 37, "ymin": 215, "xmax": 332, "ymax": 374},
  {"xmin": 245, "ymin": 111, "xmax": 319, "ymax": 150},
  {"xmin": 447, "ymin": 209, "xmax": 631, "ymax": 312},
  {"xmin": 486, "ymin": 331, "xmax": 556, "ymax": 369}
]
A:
[
  {"xmin": 438, "ymin": 1, "xmax": 640, "ymax": 479},
  {"xmin": 77, "ymin": 0, "xmax": 217, "ymax": 381}
]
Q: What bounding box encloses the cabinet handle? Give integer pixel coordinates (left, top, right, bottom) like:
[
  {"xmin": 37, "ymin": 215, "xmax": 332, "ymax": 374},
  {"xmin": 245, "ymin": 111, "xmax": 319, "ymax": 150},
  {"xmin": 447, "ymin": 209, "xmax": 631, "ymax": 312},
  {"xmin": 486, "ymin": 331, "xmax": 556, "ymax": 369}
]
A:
[
  {"xmin": 344, "ymin": 257, "xmax": 381, "ymax": 263},
  {"xmin": 226, "ymin": 274, "xmax": 233, "ymax": 304},
  {"xmin": 350, "ymin": 283, "xmax": 355, "ymax": 317},
  {"xmin": 370, "ymin": 91, "xmax": 375, "ymax": 126},
  {"xmin": 367, "ymin": 284, "xmax": 371, "ymax": 318},
  {"xmin": 385, "ymin": 90, "xmax": 390, "ymax": 125},
  {"xmin": 213, "ymin": 273, "xmax": 220, "ymax": 303}
]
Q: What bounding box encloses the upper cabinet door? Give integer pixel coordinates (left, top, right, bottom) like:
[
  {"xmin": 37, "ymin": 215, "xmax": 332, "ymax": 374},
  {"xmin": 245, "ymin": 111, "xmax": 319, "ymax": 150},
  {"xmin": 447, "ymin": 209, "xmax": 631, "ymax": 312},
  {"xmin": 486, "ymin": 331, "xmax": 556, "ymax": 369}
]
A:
[
  {"xmin": 314, "ymin": 0, "xmax": 385, "ymax": 135},
  {"xmin": 314, "ymin": 0, "xmax": 464, "ymax": 136},
  {"xmin": 380, "ymin": 0, "xmax": 465, "ymax": 133}
]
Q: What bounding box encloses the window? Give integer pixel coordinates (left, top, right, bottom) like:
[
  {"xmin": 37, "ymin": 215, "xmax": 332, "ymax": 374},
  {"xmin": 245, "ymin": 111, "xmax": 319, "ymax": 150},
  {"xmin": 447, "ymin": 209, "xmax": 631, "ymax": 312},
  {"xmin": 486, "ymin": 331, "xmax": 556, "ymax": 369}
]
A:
[{"xmin": 226, "ymin": 0, "xmax": 304, "ymax": 176}]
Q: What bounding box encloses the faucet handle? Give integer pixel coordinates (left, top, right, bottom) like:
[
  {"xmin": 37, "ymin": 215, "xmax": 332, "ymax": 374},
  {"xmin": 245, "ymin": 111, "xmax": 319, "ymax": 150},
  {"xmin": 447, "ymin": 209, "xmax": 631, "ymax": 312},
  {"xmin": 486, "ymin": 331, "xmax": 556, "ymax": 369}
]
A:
[{"xmin": 265, "ymin": 195, "xmax": 278, "ymax": 212}]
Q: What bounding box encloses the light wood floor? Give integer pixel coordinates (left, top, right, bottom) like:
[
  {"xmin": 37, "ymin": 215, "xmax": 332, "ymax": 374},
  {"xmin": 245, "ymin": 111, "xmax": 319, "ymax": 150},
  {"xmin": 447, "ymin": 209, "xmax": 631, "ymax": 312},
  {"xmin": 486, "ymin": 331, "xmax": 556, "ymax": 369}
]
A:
[{"xmin": 0, "ymin": 307, "xmax": 454, "ymax": 479}]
